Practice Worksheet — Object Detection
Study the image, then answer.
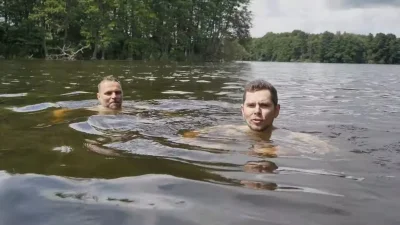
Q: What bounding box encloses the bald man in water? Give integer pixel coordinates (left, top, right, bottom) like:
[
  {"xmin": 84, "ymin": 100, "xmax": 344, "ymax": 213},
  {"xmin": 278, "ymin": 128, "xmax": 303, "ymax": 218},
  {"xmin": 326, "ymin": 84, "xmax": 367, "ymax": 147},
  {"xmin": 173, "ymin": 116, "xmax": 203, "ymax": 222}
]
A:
[
  {"xmin": 96, "ymin": 75, "xmax": 123, "ymax": 110},
  {"xmin": 52, "ymin": 75, "xmax": 123, "ymax": 121}
]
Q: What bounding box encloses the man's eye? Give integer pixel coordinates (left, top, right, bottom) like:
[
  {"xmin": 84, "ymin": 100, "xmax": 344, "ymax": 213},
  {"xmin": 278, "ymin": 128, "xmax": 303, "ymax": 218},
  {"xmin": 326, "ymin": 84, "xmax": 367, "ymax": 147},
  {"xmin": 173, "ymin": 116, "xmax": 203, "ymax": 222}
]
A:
[
  {"xmin": 105, "ymin": 92, "xmax": 112, "ymax": 95},
  {"xmin": 115, "ymin": 91, "xmax": 121, "ymax": 95},
  {"xmin": 260, "ymin": 103, "xmax": 270, "ymax": 108},
  {"xmin": 247, "ymin": 103, "xmax": 255, "ymax": 107}
]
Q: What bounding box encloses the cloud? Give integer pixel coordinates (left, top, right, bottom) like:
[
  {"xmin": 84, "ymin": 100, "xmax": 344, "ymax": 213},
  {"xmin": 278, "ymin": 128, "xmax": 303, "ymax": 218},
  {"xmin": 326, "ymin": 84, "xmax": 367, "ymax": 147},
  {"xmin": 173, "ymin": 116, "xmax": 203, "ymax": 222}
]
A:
[
  {"xmin": 250, "ymin": 0, "xmax": 400, "ymax": 37},
  {"xmin": 333, "ymin": 0, "xmax": 400, "ymax": 8}
]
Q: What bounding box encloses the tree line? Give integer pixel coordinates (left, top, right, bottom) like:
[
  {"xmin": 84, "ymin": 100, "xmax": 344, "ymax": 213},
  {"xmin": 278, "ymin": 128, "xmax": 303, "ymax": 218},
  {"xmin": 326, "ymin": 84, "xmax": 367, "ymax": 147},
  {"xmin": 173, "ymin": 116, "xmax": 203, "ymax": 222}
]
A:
[
  {"xmin": 243, "ymin": 30, "xmax": 400, "ymax": 64},
  {"xmin": 0, "ymin": 0, "xmax": 251, "ymax": 60},
  {"xmin": 1, "ymin": 0, "xmax": 399, "ymax": 64}
]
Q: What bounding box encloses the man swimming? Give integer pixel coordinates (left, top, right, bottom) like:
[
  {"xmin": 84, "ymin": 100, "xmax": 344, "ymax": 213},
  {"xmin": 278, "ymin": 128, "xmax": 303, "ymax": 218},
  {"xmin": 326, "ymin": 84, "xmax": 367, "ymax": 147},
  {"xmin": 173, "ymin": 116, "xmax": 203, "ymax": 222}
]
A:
[
  {"xmin": 52, "ymin": 75, "xmax": 123, "ymax": 121},
  {"xmin": 181, "ymin": 79, "xmax": 280, "ymax": 155},
  {"xmin": 241, "ymin": 79, "xmax": 280, "ymax": 137},
  {"xmin": 182, "ymin": 79, "xmax": 335, "ymax": 157},
  {"xmin": 96, "ymin": 75, "xmax": 123, "ymax": 110}
]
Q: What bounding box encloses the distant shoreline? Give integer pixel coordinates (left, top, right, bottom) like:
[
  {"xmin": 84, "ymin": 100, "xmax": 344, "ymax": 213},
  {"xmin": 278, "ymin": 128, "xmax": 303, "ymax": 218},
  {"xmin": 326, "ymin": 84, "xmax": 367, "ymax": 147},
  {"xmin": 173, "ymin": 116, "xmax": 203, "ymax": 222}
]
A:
[
  {"xmin": 1, "ymin": 58, "xmax": 399, "ymax": 66},
  {"xmin": 243, "ymin": 30, "xmax": 400, "ymax": 65}
]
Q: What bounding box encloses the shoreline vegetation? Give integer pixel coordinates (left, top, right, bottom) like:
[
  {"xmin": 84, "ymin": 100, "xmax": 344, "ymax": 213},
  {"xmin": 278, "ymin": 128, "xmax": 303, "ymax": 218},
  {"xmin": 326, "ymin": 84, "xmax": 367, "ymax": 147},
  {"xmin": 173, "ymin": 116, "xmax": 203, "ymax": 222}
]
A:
[
  {"xmin": 0, "ymin": 0, "xmax": 251, "ymax": 61},
  {"xmin": 244, "ymin": 30, "xmax": 400, "ymax": 65},
  {"xmin": 0, "ymin": 0, "xmax": 399, "ymax": 64}
]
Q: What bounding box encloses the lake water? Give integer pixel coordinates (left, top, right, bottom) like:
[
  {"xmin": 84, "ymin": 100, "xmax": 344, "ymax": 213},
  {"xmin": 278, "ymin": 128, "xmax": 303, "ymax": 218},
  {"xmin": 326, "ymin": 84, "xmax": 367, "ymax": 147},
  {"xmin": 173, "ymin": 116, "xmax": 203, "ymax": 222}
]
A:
[{"xmin": 0, "ymin": 60, "xmax": 399, "ymax": 225}]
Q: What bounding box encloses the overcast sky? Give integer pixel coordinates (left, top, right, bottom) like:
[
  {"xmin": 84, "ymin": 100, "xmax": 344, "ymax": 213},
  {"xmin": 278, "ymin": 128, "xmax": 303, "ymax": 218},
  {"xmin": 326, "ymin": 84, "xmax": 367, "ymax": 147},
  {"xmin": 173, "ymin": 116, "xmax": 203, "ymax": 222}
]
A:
[{"xmin": 249, "ymin": 0, "xmax": 400, "ymax": 37}]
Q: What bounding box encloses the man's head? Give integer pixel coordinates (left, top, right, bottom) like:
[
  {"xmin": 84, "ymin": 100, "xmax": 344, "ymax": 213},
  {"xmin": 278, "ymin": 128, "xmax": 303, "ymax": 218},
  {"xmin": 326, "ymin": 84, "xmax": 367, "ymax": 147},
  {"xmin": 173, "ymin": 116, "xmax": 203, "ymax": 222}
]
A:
[
  {"xmin": 241, "ymin": 79, "xmax": 280, "ymax": 132},
  {"xmin": 97, "ymin": 75, "xmax": 123, "ymax": 109}
]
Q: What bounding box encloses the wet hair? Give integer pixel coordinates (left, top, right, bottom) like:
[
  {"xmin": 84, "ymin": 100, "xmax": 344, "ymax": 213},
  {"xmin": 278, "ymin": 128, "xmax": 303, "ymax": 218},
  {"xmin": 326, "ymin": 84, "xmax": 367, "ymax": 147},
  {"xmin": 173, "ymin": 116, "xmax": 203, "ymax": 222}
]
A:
[
  {"xmin": 98, "ymin": 75, "xmax": 121, "ymax": 92},
  {"xmin": 243, "ymin": 79, "xmax": 278, "ymax": 106}
]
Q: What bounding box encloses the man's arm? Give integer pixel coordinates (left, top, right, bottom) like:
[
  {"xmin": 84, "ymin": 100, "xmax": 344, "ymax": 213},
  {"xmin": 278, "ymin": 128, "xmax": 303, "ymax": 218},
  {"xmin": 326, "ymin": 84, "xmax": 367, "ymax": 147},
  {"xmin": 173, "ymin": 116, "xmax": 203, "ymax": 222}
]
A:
[
  {"xmin": 288, "ymin": 131, "xmax": 338, "ymax": 154},
  {"xmin": 51, "ymin": 108, "xmax": 72, "ymax": 123}
]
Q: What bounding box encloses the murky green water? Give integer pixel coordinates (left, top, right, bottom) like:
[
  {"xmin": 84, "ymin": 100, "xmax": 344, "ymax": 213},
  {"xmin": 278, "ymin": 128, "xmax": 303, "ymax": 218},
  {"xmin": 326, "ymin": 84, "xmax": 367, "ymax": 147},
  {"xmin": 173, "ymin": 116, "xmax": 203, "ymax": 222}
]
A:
[{"xmin": 0, "ymin": 60, "xmax": 399, "ymax": 225}]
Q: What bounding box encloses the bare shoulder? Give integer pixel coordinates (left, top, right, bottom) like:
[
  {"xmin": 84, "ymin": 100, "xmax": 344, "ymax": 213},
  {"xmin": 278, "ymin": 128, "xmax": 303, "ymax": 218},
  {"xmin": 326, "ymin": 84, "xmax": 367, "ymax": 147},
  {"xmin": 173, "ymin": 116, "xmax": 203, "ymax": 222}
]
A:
[
  {"xmin": 51, "ymin": 108, "xmax": 72, "ymax": 123},
  {"xmin": 285, "ymin": 130, "xmax": 338, "ymax": 154},
  {"xmin": 182, "ymin": 124, "xmax": 245, "ymax": 138},
  {"xmin": 86, "ymin": 106, "xmax": 122, "ymax": 115},
  {"xmin": 85, "ymin": 105, "xmax": 103, "ymax": 112},
  {"xmin": 52, "ymin": 105, "xmax": 97, "ymax": 115},
  {"xmin": 288, "ymin": 131, "xmax": 329, "ymax": 144},
  {"xmin": 52, "ymin": 106, "xmax": 100, "ymax": 123}
]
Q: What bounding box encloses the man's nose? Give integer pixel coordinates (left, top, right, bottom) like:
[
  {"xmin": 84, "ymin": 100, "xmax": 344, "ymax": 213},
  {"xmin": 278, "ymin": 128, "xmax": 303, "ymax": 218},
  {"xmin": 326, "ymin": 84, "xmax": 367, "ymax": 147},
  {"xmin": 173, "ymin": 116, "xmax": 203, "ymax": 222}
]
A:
[
  {"xmin": 111, "ymin": 92, "xmax": 116, "ymax": 98},
  {"xmin": 254, "ymin": 104, "xmax": 261, "ymax": 113}
]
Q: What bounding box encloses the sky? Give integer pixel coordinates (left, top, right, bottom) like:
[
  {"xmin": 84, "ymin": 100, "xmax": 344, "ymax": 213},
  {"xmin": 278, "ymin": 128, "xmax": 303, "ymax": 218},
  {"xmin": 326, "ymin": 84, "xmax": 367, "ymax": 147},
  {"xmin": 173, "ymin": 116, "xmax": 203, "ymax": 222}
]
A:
[{"xmin": 249, "ymin": 0, "xmax": 400, "ymax": 37}]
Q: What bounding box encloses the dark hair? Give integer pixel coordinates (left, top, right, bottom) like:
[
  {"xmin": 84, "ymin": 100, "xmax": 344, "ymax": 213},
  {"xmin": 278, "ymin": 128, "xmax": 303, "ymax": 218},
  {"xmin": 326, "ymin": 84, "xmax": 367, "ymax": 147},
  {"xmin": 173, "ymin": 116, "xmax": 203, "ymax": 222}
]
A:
[
  {"xmin": 98, "ymin": 75, "xmax": 121, "ymax": 92},
  {"xmin": 243, "ymin": 79, "xmax": 278, "ymax": 106}
]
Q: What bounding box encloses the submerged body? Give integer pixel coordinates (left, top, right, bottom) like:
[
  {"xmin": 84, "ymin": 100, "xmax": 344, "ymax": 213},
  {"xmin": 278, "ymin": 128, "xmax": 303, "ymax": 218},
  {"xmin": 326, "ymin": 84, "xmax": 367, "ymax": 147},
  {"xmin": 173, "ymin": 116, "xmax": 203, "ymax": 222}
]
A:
[
  {"xmin": 80, "ymin": 79, "xmax": 337, "ymax": 158},
  {"xmin": 181, "ymin": 124, "xmax": 336, "ymax": 157},
  {"xmin": 52, "ymin": 76, "xmax": 123, "ymax": 122},
  {"xmin": 51, "ymin": 105, "xmax": 122, "ymax": 123}
]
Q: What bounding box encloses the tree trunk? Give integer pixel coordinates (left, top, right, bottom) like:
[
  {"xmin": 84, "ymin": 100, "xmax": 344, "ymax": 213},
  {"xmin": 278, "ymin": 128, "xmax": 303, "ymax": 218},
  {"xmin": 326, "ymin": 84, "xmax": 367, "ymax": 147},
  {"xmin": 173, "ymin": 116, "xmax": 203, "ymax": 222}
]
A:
[
  {"xmin": 91, "ymin": 44, "xmax": 98, "ymax": 60},
  {"xmin": 63, "ymin": 0, "xmax": 70, "ymax": 46},
  {"xmin": 63, "ymin": 29, "xmax": 69, "ymax": 47},
  {"xmin": 42, "ymin": 19, "xmax": 48, "ymax": 59},
  {"xmin": 101, "ymin": 47, "xmax": 105, "ymax": 60},
  {"xmin": 91, "ymin": 31, "xmax": 100, "ymax": 60},
  {"xmin": 42, "ymin": 35, "xmax": 48, "ymax": 59},
  {"xmin": 4, "ymin": 0, "xmax": 8, "ymax": 25}
]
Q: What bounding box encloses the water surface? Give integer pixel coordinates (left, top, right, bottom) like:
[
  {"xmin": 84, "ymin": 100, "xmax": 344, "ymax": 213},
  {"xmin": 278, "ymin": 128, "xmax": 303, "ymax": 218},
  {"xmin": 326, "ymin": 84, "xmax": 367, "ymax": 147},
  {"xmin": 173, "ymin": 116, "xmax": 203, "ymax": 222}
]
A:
[{"xmin": 0, "ymin": 60, "xmax": 399, "ymax": 225}]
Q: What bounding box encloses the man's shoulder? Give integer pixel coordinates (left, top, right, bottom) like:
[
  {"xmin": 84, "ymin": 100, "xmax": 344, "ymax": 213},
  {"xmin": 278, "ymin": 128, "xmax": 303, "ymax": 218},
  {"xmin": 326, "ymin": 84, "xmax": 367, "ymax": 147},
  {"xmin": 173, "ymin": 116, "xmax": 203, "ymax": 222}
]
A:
[
  {"xmin": 182, "ymin": 124, "xmax": 246, "ymax": 138},
  {"xmin": 199, "ymin": 124, "xmax": 248, "ymax": 135},
  {"xmin": 86, "ymin": 105, "xmax": 124, "ymax": 115},
  {"xmin": 281, "ymin": 129, "xmax": 338, "ymax": 154},
  {"xmin": 51, "ymin": 105, "xmax": 106, "ymax": 123}
]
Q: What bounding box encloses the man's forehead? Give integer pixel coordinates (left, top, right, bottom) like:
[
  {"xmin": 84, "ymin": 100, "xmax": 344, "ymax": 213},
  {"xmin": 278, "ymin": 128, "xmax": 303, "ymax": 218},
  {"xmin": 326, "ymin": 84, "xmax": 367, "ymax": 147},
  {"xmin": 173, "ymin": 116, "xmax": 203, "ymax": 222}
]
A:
[
  {"xmin": 98, "ymin": 81, "xmax": 121, "ymax": 93},
  {"xmin": 244, "ymin": 90, "xmax": 272, "ymax": 102},
  {"xmin": 99, "ymin": 80, "xmax": 121, "ymax": 88}
]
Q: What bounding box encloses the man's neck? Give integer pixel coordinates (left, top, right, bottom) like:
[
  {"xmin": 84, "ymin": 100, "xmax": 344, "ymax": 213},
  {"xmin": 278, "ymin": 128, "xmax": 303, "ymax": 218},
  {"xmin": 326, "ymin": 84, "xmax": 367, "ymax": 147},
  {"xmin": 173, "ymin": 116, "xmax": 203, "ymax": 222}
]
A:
[
  {"xmin": 246, "ymin": 125, "xmax": 277, "ymax": 140},
  {"xmin": 97, "ymin": 105, "xmax": 122, "ymax": 114}
]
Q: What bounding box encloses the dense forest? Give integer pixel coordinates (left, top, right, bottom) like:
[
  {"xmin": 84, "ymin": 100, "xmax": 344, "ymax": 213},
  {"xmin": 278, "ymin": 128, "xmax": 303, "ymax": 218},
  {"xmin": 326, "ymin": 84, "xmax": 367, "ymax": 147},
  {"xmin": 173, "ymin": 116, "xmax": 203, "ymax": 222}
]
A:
[
  {"xmin": 1, "ymin": 0, "xmax": 400, "ymax": 64},
  {"xmin": 244, "ymin": 30, "xmax": 400, "ymax": 64},
  {"xmin": 0, "ymin": 0, "xmax": 251, "ymax": 60}
]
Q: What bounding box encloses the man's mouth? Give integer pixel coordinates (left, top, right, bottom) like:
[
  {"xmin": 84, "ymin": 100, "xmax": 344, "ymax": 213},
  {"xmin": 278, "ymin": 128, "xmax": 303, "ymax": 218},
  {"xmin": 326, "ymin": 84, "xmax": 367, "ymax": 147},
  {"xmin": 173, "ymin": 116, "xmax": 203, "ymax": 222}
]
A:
[
  {"xmin": 251, "ymin": 119, "xmax": 263, "ymax": 124},
  {"xmin": 108, "ymin": 102, "xmax": 121, "ymax": 107},
  {"xmin": 108, "ymin": 102, "xmax": 122, "ymax": 109}
]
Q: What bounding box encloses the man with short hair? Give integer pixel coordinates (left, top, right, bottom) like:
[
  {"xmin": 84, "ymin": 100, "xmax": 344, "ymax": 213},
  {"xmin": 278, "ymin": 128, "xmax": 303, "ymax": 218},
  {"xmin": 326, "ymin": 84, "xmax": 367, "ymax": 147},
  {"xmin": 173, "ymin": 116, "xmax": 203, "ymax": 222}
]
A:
[
  {"xmin": 241, "ymin": 79, "xmax": 280, "ymax": 136},
  {"xmin": 97, "ymin": 75, "xmax": 123, "ymax": 110},
  {"xmin": 183, "ymin": 79, "xmax": 280, "ymax": 140},
  {"xmin": 52, "ymin": 75, "xmax": 123, "ymax": 122},
  {"xmin": 182, "ymin": 79, "xmax": 335, "ymax": 157}
]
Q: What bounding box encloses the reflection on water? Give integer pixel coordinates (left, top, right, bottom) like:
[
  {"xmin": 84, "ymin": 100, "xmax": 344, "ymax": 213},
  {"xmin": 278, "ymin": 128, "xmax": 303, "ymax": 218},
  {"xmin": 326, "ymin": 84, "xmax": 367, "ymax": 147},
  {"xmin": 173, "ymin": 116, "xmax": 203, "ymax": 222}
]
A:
[
  {"xmin": 0, "ymin": 93, "xmax": 27, "ymax": 97},
  {"xmin": 0, "ymin": 61, "xmax": 400, "ymax": 225}
]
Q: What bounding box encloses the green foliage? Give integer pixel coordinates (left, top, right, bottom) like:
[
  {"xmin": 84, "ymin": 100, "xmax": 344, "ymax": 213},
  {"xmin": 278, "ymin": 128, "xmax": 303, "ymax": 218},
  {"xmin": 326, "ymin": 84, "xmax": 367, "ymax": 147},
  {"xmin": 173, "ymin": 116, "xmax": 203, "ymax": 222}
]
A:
[
  {"xmin": 246, "ymin": 30, "xmax": 400, "ymax": 64},
  {"xmin": 0, "ymin": 0, "xmax": 251, "ymax": 61},
  {"xmin": 2, "ymin": 0, "xmax": 398, "ymax": 64}
]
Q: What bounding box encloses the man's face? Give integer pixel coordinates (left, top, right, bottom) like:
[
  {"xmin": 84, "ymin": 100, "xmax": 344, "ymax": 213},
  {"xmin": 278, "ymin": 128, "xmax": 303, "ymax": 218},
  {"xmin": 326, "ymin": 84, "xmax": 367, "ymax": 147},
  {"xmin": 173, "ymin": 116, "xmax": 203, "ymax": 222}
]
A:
[
  {"xmin": 241, "ymin": 90, "xmax": 280, "ymax": 132},
  {"xmin": 97, "ymin": 81, "xmax": 123, "ymax": 109}
]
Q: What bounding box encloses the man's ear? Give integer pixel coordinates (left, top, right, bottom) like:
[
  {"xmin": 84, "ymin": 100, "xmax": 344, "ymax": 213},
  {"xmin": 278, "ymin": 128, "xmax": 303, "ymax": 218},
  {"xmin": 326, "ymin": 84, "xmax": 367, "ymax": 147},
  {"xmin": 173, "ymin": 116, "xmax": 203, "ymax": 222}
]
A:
[
  {"xmin": 241, "ymin": 104, "xmax": 244, "ymax": 117},
  {"xmin": 274, "ymin": 104, "xmax": 280, "ymax": 118},
  {"xmin": 97, "ymin": 93, "xmax": 100, "ymax": 100}
]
